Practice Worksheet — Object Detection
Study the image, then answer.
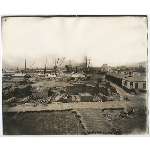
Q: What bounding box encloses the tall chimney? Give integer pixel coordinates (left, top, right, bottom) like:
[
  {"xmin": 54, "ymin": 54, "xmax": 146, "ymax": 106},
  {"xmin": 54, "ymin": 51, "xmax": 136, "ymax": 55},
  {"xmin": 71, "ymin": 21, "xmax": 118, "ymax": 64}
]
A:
[
  {"xmin": 44, "ymin": 64, "xmax": 46, "ymax": 74},
  {"xmin": 25, "ymin": 59, "xmax": 26, "ymax": 73},
  {"xmin": 69, "ymin": 60, "xmax": 71, "ymax": 66},
  {"xmin": 76, "ymin": 66, "xmax": 77, "ymax": 72},
  {"xmin": 86, "ymin": 54, "xmax": 87, "ymax": 75},
  {"xmin": 44, "ymin": 58, "xmax": 47, "ymax": 74}
]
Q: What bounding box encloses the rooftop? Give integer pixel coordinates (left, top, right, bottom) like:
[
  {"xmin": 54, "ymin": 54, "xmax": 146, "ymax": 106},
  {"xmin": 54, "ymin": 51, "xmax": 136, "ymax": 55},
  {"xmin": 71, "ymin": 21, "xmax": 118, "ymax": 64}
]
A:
[
  {"xmin": 106, "ymin": 72, "xmax": 128, "ymax": 79},
  {"xmin": 125, "ymin": 76, "xmax": 146, "ymax": 82},
  {"xmin": 11, "ymin": 73, "xmax": 25, "ymax": 77},
  {"xmin": 106, "ymin": 72, "xmax": 146, "ymax": 81}
]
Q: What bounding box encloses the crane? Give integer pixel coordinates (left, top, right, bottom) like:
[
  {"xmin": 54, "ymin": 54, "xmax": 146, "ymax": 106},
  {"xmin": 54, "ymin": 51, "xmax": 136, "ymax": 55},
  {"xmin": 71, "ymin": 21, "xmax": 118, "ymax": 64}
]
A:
[
  {"xmin": 53, "ymin": 57, "xmax": 65, "ymax": 75},
  {"xmin": 30, "ymin": 62, "xmax": 35, "ymax": 68}
]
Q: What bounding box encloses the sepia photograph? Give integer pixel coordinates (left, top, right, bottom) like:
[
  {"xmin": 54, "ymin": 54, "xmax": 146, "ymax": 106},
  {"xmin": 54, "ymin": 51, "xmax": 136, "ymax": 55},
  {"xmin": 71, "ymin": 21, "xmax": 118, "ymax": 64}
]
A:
[{"xmin": 1, "ymin": 15, "xmax": 148, "ymax": 135}]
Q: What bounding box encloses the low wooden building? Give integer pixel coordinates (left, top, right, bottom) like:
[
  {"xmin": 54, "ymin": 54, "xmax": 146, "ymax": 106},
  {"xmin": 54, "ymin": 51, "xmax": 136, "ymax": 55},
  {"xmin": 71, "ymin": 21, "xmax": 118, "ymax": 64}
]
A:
[{"xmin": 122, "ymin": 76, "xmax": 146, "ymax": 91}]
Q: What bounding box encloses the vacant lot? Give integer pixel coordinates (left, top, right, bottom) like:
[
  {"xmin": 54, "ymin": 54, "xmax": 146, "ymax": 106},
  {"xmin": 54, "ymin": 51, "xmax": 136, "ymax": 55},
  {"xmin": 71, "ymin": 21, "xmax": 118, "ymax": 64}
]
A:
[
  {"xmin": 102, "ymin": 106, "xmax": 148, "ymax": 135},
  {"xmin": 72, "ymin": 106, "xmax": 148, "ymax": 135},
  {"xmin": 3, "ymin": 110, "xmax": 86, "ymax": 135}
]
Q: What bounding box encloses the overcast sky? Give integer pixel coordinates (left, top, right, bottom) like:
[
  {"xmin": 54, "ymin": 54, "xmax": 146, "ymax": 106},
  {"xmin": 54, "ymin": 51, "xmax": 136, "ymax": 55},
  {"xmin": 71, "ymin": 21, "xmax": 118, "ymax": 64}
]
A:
[{"xmin": 2, "ymin": 16, "xmax": 147, "ymax": 69}]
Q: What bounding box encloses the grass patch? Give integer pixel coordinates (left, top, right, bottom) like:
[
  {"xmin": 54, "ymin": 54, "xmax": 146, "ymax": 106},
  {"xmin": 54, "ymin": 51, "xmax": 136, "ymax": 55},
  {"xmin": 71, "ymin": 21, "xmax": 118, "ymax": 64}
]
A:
[{"xmin": 3, "ymin": 110, "xmax": 86, "ymax": 135}]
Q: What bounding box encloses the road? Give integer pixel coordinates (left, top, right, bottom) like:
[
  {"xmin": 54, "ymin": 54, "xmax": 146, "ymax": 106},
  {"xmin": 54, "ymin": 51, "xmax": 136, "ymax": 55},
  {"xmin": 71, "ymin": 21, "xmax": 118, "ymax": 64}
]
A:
[
  {"xmin": 3, "ymin": 100, "xmax": 146, "ymax": 113},
  {"xmin": 72, "ymin": 108, "xmax": 117, "ymax": 134}
]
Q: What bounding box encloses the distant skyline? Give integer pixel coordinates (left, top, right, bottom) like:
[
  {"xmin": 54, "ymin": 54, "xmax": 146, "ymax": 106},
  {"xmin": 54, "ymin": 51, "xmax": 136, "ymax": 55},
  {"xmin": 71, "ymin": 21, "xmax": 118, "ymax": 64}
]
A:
[
  {"xmin": 2, "ymin": 60, "xmax": 147, "ymax": 70},
  {"xmin": 2, "ymin": 16, "xmax": 147, "ymax": 69}
]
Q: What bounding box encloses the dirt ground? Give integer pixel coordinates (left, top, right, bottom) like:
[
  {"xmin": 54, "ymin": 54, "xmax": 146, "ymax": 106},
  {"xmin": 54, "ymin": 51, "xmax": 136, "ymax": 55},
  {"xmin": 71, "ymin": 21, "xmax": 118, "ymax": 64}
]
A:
[
  {"xmin": 3, "ymin": 110, "xmax": 86, "ymax": 135},
  {"xmin": 102, "ymin": 106, "xmax": 148, "ymax": 135},
  {"xmin": 32, "ymin": 80, "xmax": 71, "ymax": 88}
]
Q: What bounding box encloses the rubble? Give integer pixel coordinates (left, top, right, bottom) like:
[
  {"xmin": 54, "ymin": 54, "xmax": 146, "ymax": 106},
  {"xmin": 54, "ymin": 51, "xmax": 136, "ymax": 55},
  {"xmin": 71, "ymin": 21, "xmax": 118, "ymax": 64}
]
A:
[{"xmin": 79, "ymin": 93, "xmax": 93, "ymax": 102}]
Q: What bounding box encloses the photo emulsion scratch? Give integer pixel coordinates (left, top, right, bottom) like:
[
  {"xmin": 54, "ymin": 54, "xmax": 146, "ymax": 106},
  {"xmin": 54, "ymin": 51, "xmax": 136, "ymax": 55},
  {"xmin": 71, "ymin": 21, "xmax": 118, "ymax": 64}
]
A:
[{"xmin": 1, "ymin": 16, "xmax": 148, "ymax": 135}]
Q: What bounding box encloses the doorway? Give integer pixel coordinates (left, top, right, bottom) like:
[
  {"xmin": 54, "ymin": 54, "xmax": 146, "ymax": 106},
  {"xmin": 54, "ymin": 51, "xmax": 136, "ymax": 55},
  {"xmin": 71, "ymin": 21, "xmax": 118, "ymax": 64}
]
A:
[{"xmin": 135, "ymin": 82, "xmax": 138, "ymax": 89}]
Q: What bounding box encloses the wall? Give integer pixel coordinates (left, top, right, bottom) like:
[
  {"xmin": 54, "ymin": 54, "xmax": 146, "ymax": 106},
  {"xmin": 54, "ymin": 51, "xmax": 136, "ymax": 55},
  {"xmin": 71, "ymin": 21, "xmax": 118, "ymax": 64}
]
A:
[
  {"xmin": 126, "ymin": 81, "xmax": 131, "ymax": 89},
  {"xmin": 105, "ymin": 74, "xmax": 122, "ymax": 87},
  {"xmin": 66, "ymin": 83, "xmax": 99, "ymax": 95},
  {"xmin": 66, "ymin": 86, "xmax": 74, "ymax": 95},
  {"xmin": 126, "ymin": 81, "xmax": 146, "ymax": 90},
  {"xmin": 138, "ymin": 82, "xmax": 143, "ymax": 89},
  {"xmin": 79, "ymin": 93, "xmax": 93, "ymax": 102},
  {"xmin": 32, "ymin": 91, "xmax": 48, "ymax": 98},
  {"xmin": 86, "ymin": 85, "xmax": 94, "ymax": 94},
  {"xmin": 122, "ymin": 79, "xmax": 125, "ymax": 86},
  {"xmin": 133, "ymin": 72, "xmax": 141, "ymax": 76}
]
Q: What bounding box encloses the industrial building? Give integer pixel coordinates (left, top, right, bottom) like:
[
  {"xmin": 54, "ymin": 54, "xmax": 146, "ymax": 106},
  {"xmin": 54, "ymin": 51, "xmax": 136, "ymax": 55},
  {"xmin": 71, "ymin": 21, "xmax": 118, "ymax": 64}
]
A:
[
  {"xmin": 105, "ymin": 73, "xmax": 127, "ymax": 88},
  {"xmin": 106, "ymin": 72, "xmax": 147, "ymax": 93}
]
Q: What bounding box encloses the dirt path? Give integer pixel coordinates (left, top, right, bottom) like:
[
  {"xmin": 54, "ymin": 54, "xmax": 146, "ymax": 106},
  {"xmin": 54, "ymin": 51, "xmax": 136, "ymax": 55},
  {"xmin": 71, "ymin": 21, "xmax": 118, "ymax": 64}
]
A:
[
  {"xmin": 3, "ymin": 100, "xmax": 146, "ymax": 113},
  {"xmin": 108, "ymin": 81, "xmax": 146, "ymax": 102},
  {"xmin": 72, "ymin": 108, "xmax": 116, "ymax": 134},
  {"xmin": 108, "ymin": 81, "xmax": 134, "ymax": 100}
]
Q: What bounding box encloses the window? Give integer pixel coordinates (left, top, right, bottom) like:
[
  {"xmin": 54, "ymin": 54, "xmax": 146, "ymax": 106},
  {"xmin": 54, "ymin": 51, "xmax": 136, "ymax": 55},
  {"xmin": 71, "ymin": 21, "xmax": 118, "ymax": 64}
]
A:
[
  {"xmin": 124, "ymin": 81, "xmax": 127, "ymax": 86},
  {"xmin": 143, "ymin": 82, "xmax": 146, "ymax": 89},
  {"xmin": 130, "ymin": 82, "xmax": 133, "ymax": 86},
  {"xmin": 135, "ymin": 82, "xmax": 138, "ymax": 89}
]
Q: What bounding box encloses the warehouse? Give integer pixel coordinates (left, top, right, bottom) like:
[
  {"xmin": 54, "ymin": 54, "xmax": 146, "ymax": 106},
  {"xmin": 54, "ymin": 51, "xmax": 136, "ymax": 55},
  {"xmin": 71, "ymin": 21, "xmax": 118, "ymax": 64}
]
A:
[{"xmin": 105, "ymin": 73, "xmax": 127, "ymax": 88}]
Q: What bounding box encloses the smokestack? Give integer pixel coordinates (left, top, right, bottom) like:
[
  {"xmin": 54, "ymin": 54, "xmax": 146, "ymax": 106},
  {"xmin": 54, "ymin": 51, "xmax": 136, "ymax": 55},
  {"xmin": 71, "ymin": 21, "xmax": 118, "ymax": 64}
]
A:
[
  {"xmin": 69, "ymin": 60, "xmax": 71, "ymax": 66},
  {"xmin": 86, "ymin": 54, "xmax": 87, "ymax": 75},
  {"xmin": 25, "ymin": 59, "xmax": 26, "ymax": 73},
  {"xmin": 44, "ymin": 64, "xmax": 46, "ymax": 74},
  {"xmin": 76, "ymin": 66, "xmax": 77, "ymax": 73},
  {"xmin": 44, "ymin": 58, "xmax": 47, "ymax": 74},
  {"xmin": 55, "ymin": 58, "xmax": 56, "ymax": 75}
]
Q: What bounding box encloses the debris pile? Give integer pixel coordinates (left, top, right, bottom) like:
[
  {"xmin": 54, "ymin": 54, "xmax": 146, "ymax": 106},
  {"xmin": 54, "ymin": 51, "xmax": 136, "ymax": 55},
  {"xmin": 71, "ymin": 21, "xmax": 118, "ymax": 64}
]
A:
[{"xmin": 31, "ymin": 86, "xmax": 49, "ymax": 93}]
